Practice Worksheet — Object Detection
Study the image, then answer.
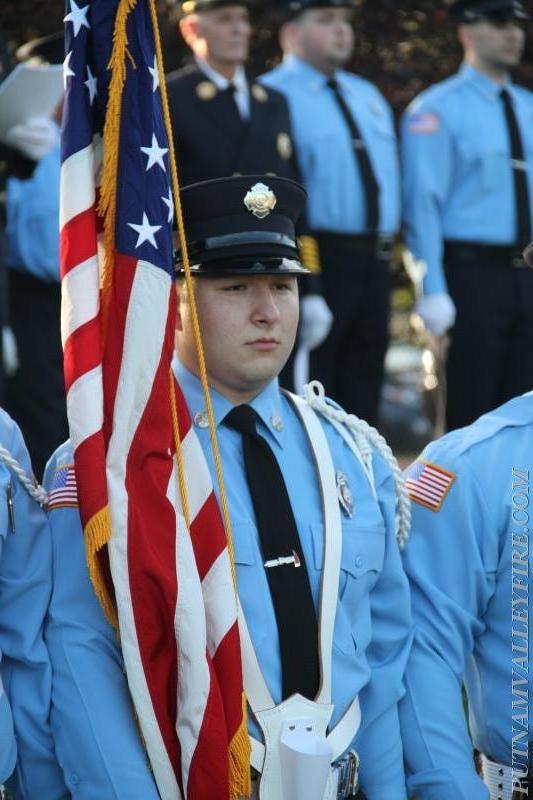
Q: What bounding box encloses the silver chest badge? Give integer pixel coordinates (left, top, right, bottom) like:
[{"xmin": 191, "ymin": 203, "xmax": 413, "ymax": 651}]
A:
[
  {"xmin": 243, "ymin": 182, "xmax": 277, "ymax": 219},
  {"xmin": 336, "ymin": 472, "xmax": 353, "ymax": 518}
]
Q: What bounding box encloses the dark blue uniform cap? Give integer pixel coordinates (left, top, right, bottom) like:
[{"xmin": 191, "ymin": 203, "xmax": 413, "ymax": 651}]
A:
[
  {"xmin": 449, "ymin": 0, "xmax": 530, "ymax": 21},
  {"xmin": 282, "ymin": 0, "xmax": 356, "ymax": 21},
  {"xmin": 175, "ymin": 175, "xmax": 310, "ymax": 276},
  {"xmin": 181, "ymin": 0, "xmax": 254, "ymax": 13}
]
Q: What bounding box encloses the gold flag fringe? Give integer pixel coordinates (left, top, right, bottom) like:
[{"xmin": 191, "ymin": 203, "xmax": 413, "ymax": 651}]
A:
[
  {"xmin": 85, "ymin": 505, "xmax": 118, "ymax": 627},
  {"xmin": 98, "ymin": 0, "xmax": 138, "ymax": 332}
]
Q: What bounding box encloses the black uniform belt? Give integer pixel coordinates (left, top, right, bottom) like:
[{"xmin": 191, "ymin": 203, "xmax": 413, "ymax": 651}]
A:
[
  {"xmin": 314, "ymin": 232, "xmax": 394, "ymax": 259},
  {"xmin": 444, "ymin": 240, "xmax": 529, "ymax": 269}
]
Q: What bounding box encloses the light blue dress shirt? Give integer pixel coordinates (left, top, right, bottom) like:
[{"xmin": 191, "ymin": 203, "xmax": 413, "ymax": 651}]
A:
[
  {"xmin": 5, "ymin": 144, "xmax": 60, "ymax": 283},
  {"xmin": 44, "ymin": 362, "xmax": 411, "ymax": 799},
  {"xmin": 261, "ymin": 55, "xmax": 401, "ymax": 236},
  {"xmin": 174, "ymin": 359, "xmax": 412, "ymax": 799},
  {"xmin": 0, "ymin": 410, "xmax": 67, "ymax": 798},
  {"xmin": 401, "ymin": 64, "xmax": 533, "ymax": 295},
  {"xmin": 42, "ymin": 442, "xmax": 160, "ymax": 800},
  {"xmin": 400, "ymin": 393, "xmax": 533, "ymax": 800}
]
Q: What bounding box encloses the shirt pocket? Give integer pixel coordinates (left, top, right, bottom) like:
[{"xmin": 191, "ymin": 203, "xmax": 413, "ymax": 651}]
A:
[
  {"xmin": 457, "ymin": 138, "xmax": 509, "ymax": 194},
  {"xmin": 311, "ymin": 522, "xmax": 386, "ymax": 655}
]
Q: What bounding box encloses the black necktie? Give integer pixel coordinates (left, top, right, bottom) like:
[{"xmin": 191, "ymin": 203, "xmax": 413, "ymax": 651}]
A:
[
  {"xmin": 224, "ymin": 405, "xmax": 319, "ymax": 700},
  {"xmin": 327, "ymin": 77, "xmax": 380, "ymax": 232},
  {"xmin": 223, "ymin": 82, "xmax": 244, "ymax": 127},
  {"xmin": 500, "ymin": 88, "xmax": 532, "ymax": 247}
]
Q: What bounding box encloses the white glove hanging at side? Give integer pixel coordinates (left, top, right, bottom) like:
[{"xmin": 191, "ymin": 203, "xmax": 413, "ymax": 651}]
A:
[
  {"xmin": 415, "ymin": 292, "xmax": 456, "ymax": 337},
  {"xmin": 3, "ymin": 116, "xmax": 59, "ymax": 162},
  {"xmin": 299, "ymin": 294, "xmax": 333, "ymax": 351}
]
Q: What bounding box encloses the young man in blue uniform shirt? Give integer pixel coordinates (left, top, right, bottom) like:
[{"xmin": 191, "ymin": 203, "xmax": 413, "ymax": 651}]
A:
[
  {"xmin": 45, "ymin": 175, "xmax": 412, "ymax": 799},
  {"xmin": 400, "ymin": 242, "xmax": 533, "ymax": 800},
  {"xmin": 401, "ymin": 0, "xmax": 533, "ymax": 430},
  {"xmin": 261, "ymin": 0, "xmax": 401, "ymax": 425},
  {"xmin": 0, "ymin": 410, "xmax": 67, "ymax": 799}
]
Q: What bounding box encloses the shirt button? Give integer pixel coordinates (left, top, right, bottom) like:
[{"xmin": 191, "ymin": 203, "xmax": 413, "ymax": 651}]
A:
[
  {"xmin": 194, "ymin": 411, "xmax": 209, "ymax": 429},
  {"xmin": 355, "ymin": 556, "xmax": 364, "ymax": 570},
  {"xmin": 271, "ymin": 415, "xmax": 283, "ymax": 432},
  {"xmin": 70, "ymin": 773, "xmax": 80, "ymax": 786}
]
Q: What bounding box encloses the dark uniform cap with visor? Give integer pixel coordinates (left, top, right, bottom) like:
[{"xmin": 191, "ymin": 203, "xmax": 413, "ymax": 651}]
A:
[
  {"xmin": 448, "ymin": 0, "xmax": 530, "ymax": 22},
  {"xmin": 175, "ymin": 175, "xmax": 310, "ymax": 276}
]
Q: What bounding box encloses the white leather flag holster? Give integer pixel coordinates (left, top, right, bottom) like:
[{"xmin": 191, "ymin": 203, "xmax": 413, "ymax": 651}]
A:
[{"xmin": 238, "ymin": 393, "xmax": 368, "ymax": 800}]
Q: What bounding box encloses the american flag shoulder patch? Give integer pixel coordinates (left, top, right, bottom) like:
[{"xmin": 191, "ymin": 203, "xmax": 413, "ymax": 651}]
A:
[
  {"xmin": 47, "ymin": 464, "xmax": 78, "ymax": 511},
  {"xmin": 405, "ymin": 459, "xmax": 455, "ymax": 512},
  {"xmin": 408, "ymin": 111, "xmax": 440, "ymax": 135}
]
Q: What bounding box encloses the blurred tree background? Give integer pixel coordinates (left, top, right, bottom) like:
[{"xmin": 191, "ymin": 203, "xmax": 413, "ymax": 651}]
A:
[{"xmin": 1, "ymin": 0, "xmax": 532, "ymax": 114}]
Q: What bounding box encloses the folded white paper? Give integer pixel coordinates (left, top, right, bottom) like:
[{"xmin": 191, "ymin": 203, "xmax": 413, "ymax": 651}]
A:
[{"xmin": 0, "ymin": 63, "xmax": 63, "ymax": 140}]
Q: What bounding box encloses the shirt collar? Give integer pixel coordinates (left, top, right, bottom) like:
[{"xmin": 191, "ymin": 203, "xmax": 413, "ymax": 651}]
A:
[
  {"xmin": 195, "ymin": 56, "xmax": 248, "ymax": 94},
  {"xmin": 459, "ymin": 63, "xmax": 513, "ymax": 100},
  {"xmin": 172, "ymin": 356, "xmax": 286, "ymax": 449},
  {"xmin": 282, "ymin": 54, "xmax": 338, "ymax": 93}
]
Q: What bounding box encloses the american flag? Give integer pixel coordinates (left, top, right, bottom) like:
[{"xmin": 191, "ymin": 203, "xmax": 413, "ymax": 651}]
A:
[
  {"xmin": 404, "ymin": 459, "xmax": 455, "ymax": 512},
  {"xmin": 60, "ymin": 1, "xmax": 249, "ymax": 798},
  {"xmin": 47, "ymin": 464, "xmax": 78, "ymax": 510}
]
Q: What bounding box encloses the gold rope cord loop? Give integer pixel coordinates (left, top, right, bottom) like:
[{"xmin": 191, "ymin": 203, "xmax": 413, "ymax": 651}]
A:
[{"xmin": 149, "ymin": 1, "xmax": 250, "ymax": 794}]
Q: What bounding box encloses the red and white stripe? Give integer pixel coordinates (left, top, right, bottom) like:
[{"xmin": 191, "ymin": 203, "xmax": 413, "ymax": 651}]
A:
[{"xmin": 61, "ymin": 145, "xmax": 244, "ymax": 798}]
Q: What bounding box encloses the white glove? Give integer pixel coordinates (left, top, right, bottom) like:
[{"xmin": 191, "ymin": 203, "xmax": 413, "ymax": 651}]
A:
[
  {"xmin": 415, "ymin": 293, "xmax": 456, "ymax": 337},
  {"xmin": 2, "ymin": 327, "xmax": 19, "ymax": 376},
  {"xmin": 3, "ymin": 116, "xmax": 59, "ymax": 161},
  {"xmin": 299, "ymin": 294, "xmax": 333, "ymax": 351}
]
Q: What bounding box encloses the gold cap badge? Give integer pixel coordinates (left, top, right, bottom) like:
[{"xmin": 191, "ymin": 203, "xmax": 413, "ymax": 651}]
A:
[
  {"xmin": 196, "ymin": 81, "xmax": 217, "ymax": 101},
  {"xmin": 243, "ymin": 182, "xmax": 277, "ymax": 219}
]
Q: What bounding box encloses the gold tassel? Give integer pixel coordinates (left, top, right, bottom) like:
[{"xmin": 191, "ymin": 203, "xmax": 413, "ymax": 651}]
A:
[
  {"xmin": 229, "ymin": 693, "xmax": 252, "ymax": 799},
  {"xmin": 84, "ymin": 505, "xmax": 118, "ymax": 627}
]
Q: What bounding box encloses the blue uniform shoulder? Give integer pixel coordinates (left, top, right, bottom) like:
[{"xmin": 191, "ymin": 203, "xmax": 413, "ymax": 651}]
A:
[
  {"xmin": 512, "ymin": 82, "xmax": 533, "ymax": 103},
  {"xmin": 0, "ymin": 408, "xmax": 19, "ymax": 449},
  {"xmin": 337, "ymin": 70, "xmax": 382, "ymax": 97},
  {"xmin": 406, "ymin": 71, "xmax": 467, "ymax": 115},
  {"xmin": 260, "ymin": 63, "xmax": 291, "ymax": 90},
  {"xmin": 43, "ymin": 440, "xmax": 74, "ymax": 487},
  {"xmin": 422, "ymin": 394, "xmax": 533, "ymax": 470}
]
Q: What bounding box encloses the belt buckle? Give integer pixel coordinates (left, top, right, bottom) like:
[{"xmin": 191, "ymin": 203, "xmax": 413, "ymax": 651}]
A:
[{"xmin": 335, "ymin": 750, "xmax": 360, "ymax": 798}]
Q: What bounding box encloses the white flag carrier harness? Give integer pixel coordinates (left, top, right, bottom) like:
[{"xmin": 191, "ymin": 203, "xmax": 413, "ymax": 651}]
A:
[{"xmin": 237, "ymin": 392, "xmax": 375, "ymax": 800}]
